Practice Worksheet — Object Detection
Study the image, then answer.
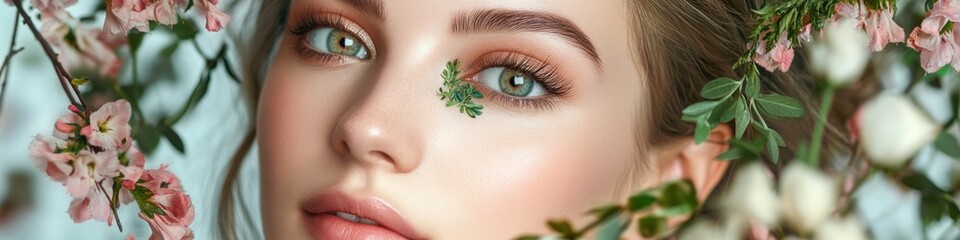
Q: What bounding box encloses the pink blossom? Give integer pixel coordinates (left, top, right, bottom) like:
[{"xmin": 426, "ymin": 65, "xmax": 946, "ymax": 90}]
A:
[
  {"xmin": 65, "ymin": 150, "xmax": 120, "ymax": 198},
  {"xmin": 139, "ymin": 166, "xmax": 195, "ymax": 240},
  {"xmin": 193, "ymin": 0, "xmax": 230, "ymax": 32},
  {"xmin": 835, "ymin": 2, "xmax": 864, "ymax": 20},
  {"xmin": 53, "ymin": 111, "xmax": 83, "ymax": 139},
  {"xmin": 908, "ymin": 0, "xmax": 960, "ymax": 72},
  {"xmin": 28, "ymin": 135, "xmax": 73, "ymax": 182},
  {"xmin": 68, "ymin": 186, "xmax": 115, "ymax": 225},
  {"xmin": 39, "ymin": 13, "xmax": 125, "ymax": 78},
  {"xmin": 103, "ymin": 0, "xmax": 150, "ymax": 35},
  {"xmin": 119, "ymin": 146, "xmax": 146, "ymax": 190},
  {"xmin": 81, "ymin": 100, "xmax": 132, "ymax": 150},
  {"xmin": 863, "ymin": 8, "xmax": 905, "ymax": 51},
  {"xmin": 754, "ymin": 33, "xmax": 795, "ymax": 72},
  {"xmin": 835, "ymin": 2, "xmax": 905, "ymax": 52},
  {"xmin": 29, "ymin": 0, "xmax": 78, "ymax": 16}
]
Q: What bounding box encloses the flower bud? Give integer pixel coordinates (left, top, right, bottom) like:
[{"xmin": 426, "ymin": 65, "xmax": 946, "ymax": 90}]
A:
[
  {"xmin": 780, "ymin": 163, "xmax": 837, "ymax": 233},
  {"xmin": 721, "ymin": 163, "xmax": 779, "ymax": 226},
  {"xmin": 814, "ymin": 216, "xmax": 868, "ymax": 240},
  {"xmin": 809, "ymin": 18, "xmax": 871, "ymax": 86},
  {"xmin": 857, "ymin": 93, "xmax": 940, "ymax": 167}
]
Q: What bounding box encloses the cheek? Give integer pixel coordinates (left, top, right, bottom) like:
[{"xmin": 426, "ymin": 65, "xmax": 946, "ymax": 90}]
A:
[
  {"xmin": 422, "ymin": 111, "xmax": 638, "ymax": 236},
  {"xmin": 256, "ymin": 48, "xmax": 359, "ymax": 238}
]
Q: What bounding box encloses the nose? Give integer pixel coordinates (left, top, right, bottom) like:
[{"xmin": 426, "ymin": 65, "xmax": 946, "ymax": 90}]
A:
[{"xmin": 331, "ymin": 72, "xmax": 425, "ymax": 174}]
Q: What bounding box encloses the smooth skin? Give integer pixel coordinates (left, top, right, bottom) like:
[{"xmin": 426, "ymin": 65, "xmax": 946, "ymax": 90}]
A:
[{"xmin": 257, "ymin": 0, "xmax": 731, "ymax": 239}]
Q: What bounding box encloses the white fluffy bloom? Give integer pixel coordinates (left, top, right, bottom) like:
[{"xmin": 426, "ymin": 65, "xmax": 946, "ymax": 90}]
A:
[
  {"xmin": 814, "ymin": 216, "xmax": 868, "ymax": 240},
  {"xmin": 780, "ymin": 163, "xmax": 837, "ymax": 233},
  {"xmin": 809, "ymin": 18, "xmax": 871, "ymax": 86},
  {"xmin": 679, "ymin": 221, "xmax": 739, "ymax": 240},
  {"xmin": 721, "ymin": 163, "xmax": 780, "ymax": 226},
  {"xmin": 858, "ymin": 93, "xmax": 940, "ymax": 167}
]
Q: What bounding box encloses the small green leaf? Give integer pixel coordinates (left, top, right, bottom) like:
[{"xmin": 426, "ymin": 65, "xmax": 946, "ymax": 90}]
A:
[
  {"xmin": 628, "ymin": 192, "xmax": 656, "ymax": 212},
  {"xmin": 638, "ymin": 215, "xmax": 667, "ymax": 238},
  {"xmin": 902, "ymin": 172, "xmax": 947, "ymax": 194},
  {"xmin": 694, "ymin": 120, "xmax": 712, "ymax": 145},
  {"xmin": 134, "ymin": 125, "xmax": 161, "ymax": 154},
  {"xmin": 718, "ymin": 96, "xmax": 746, "ymax": 123},
  {"xmin": 756, "ymin": 94, "xmax": 805, "ymax": 118},
  {"xmin": 700, "ymin": 77, "xmax": 740, "ymax": 100},
  {"xmin": 920, "ymin": 193, "xmax": 946, "ymax": 226},
  {"xmin": 766, "ymin": 133, "xmax": 780, "ymax": 164},
  {"xmin": 745, "ymin": 75, "xmax": 760, "ymax": 98},
  {"xmin": 161, "ymin": 127, "xmax": 186, "ymax": 154},
  {"xmin": 596, "ymin": 212, "xmax": 629, "ymax": 240},
  {"xmin": 172, "ymin": 18, "xmax": 200, "ymax": 40},
  {"xmin": 935, "ymin": 132, "xmax": 960, "ymax": 159},
  {"xmin": 546, "ymin": 219, "xmax": 575, "ymax": 237},
  {"xmin": 683, "ymin": 101, "xmax": 720, "ymax": 116},
  {"xmin": 127, "ymin": 31, "xmax": 146, "ymax": 54},
  {"xmin": 735, "ymin": 108, "xmax": 750, "ymax": 139},
  {"xmin": 588, "ymin": 204, "xmax": 622, "ymax": 221},
  {"xmin": 657, "ymin": 180, "xmax": 697, "ymax": 216},
  {"xmin": 717, "ymin": 147, "xmax": 743, "ymax": 161}
]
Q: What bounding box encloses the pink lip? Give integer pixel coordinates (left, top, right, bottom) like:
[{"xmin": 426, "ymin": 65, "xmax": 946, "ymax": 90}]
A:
[{"xmin": 301, "ymin": 192, "xmax": 424, "ymax": 240}]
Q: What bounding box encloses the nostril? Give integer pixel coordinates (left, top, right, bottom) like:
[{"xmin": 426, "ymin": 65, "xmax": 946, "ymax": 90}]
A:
[
  {"xmin": 368, "ymin": 151, "xmax": 395, "ymax": 165},
  {"xmin": 336, "ymin": 140, "xmax": 351, "ymax": 156}
]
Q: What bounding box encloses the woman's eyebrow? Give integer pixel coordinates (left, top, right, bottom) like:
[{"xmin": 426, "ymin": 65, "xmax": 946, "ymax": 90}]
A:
[
  {"xmin": 338, "ymin": 0, "xmax": 384, "ymax": 20},
  {"xmin": 451, "ymin": 9, "xmax": 603, "ymax": 70}
]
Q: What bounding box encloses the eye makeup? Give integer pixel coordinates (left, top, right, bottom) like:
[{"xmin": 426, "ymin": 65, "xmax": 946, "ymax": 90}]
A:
[
  {"xmin": 286, "ymin": 12, "xmax": 375, "ymax": 65},
  {"xmin": 463, "ymin": 52, "xmax": 572, "ymax": 112}
]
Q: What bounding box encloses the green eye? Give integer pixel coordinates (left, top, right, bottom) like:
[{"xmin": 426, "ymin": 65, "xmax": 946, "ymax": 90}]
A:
[
  {"xmin": 477, "ymin": 67, "xmax": 546, "ymax": 98},
  {"xmin": 306, "ymin": 27, "xmax": 369, "ymax": 59}
]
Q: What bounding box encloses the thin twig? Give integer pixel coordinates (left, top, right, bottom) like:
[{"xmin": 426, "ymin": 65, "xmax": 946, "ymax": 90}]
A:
[
  {"xmin": 11, "ymin": 0, "xmax": 87, "ymax": 113},
  {"xmin": 0, "ymin": 11, "xmax": 24, "ymax": 118},
  {"xmin": 96, "ymin": 180, "xmax": 123, "ymax": 232}
]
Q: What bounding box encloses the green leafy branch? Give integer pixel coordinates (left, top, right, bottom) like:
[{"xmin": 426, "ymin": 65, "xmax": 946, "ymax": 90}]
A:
[
  {"xmin": 438, "ymin": 59, "xmax": 484, "ymax": 118},
  {"xmin": 515, "ymin": 180, "xmax": 698, "ymax": 240}
]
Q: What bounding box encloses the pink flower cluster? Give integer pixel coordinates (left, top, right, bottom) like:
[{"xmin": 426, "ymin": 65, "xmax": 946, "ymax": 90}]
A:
[
  {"xmin": 754, "ymin": 1, "xmax": 905, "ymax": 72},
  {"xmin": 28, "ymin": 101, "xmax": 195, "ymax": 240},
  {"xmin": 28, "ymin": 0, "xmax": 126, "ymax": 78},
  {"xmin": 104, "ymin": 0, "xmax": 231, "ymax": 35},
  {"xmin": 836, "ymin": 2, "xmax": 906, "ymax": 52},
  {"xmin": 908, "ymin": 0, "xmax": 960, "ymax": 72}
]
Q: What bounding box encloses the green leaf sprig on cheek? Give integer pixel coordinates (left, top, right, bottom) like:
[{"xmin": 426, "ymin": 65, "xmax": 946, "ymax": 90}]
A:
[{"xmin": 437, "ymin": 59, "xmax": 484, "ymax": 118}]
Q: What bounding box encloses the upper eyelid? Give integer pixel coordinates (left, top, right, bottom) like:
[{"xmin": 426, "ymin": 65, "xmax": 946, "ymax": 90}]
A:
[{"xmin": 287, "ymin": 13, "xmax": 377, "ymax": 57}]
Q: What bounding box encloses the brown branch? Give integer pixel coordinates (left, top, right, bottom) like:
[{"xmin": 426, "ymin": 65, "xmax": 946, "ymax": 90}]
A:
[
  {"xmin": 96, "ymin": 180, "xmax": 123, "ymax": 232},
  {"xmin": 0, "ymin": 11, "xmax": 24, "ymax": 117},
  {"xmin": 11, "ymin": 0, "xmax": 88, "ymax": 114}
]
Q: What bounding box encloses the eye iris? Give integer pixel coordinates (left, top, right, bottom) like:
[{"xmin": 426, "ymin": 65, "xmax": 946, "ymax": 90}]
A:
[
  {"xmin": 498, "ymin": 68, "xmax": 534, "ymax": 97},
  {"xmin": 326, "ymin": 29, "xmax": 362, "ymax": 56}
]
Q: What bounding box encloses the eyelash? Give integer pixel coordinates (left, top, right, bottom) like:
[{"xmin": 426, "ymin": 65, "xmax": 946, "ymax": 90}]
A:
[
  {"xmin": 466, "ymin": 53, "xmax": 571, "ymax": 111},
  {"xmin": 287, "ymin": 14, "xmax": 370, "ymax": 64},
  {"xmin": 287, "ymin": 13, "xmax": 570, "ymax": 112}
]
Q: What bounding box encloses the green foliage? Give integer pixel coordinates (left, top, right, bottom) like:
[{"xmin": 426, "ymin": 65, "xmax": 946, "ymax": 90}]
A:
[
  {"xmin": 935, "ymin": 132, "xmax": 960, "ymax": 159},
  {"xmin": 517, "ymin": 180, "xmax": 697, "ymax": 239},
  {"xmin": 130, "ymin": 184, "xmax": 166, "ymax": 219},
  {"xmin": 437, "ymin": 60, "xmax": 484, "ymax": 118},
  {"xmin": 756, "ymin": 94, "xmax": 805, "ymax": 118}
]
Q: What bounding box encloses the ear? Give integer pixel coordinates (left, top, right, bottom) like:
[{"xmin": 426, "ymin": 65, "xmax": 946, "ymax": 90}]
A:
[{"xmin": 657, "ymin": 124, "xmax": 732, "ymax": 201}]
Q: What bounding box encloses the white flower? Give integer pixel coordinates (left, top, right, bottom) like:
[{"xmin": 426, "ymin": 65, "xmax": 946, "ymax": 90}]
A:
[
  {"xmin": 814, "ymin": 216, "xmax": 868, "ymax": 240},
  {"xmin": 857, "ymin": 93, "xmax": 940, "ymax": 167},
  {"xmin": 809, "ymin": 18, "xmax": 871, "ymax": 86},
  {"xmin": 780, "ymin": 163, "xmax": 837, "ymax": 233},
  {"xmin": 720, "ymin": 163, "xmax": 780, "ymax": 226},
  {"xmin": 679, "ymin": 221, "xmax": 739, "ymax": 240}
]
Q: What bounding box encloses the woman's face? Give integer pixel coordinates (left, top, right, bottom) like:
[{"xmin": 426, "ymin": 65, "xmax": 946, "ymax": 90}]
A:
[{"xmin": 257, "ymin": 0, "xmax": 647, "ymax": 238}]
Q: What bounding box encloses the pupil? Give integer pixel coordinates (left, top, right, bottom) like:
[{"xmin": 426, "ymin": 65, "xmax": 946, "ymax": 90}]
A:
[
  {"xmin": 511, "ymin": 76, "xmax": 525, "ymax": 87},
  {"xmin": 340, "ymin": 37, "xmax": 354, "ymax": 48}
]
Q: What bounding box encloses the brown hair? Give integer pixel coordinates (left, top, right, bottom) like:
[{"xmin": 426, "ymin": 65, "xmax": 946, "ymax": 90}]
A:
[{"xmin": 217, "ymin": 0, "xmax": 870, "ymax": 238}]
